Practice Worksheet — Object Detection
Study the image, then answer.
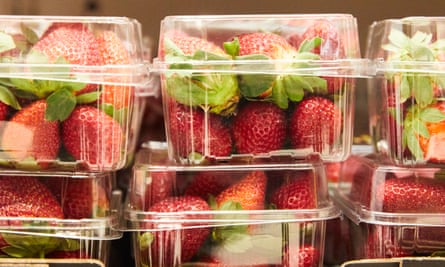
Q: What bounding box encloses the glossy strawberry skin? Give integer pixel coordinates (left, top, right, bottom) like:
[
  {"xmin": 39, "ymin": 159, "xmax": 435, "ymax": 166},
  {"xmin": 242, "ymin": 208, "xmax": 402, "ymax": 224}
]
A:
[
  {"xmin": 272, "ymin": 245, "xmax": 320, "ymax": 267},
  {"xmin": 61, "ymin": 105, "xmax": 123, "ymax": 170},
  {"xmin": 43, "ymin": 177, "xmax": 109, "ymax": 219},
  {"xmin": 0, "ymin": 102, "xmax": 10, "ymax": 121},
  {"xmin": 376, "ymin": 176, "xmax": 445, "ymax": 213},
  {"xmin": 232, "ymin": 101, "xmax": 286, "ymax": 154},
  {"xmin": 216, "ymin": 171, "xmax": 267, "ymax": 211},
  {"xmin": 290, "ymin": 96, "xmax": 342, "ymax": 153},
  {"xmin": 167, "ymin": 102, "xmax": 232, "ymax": 160},
  {"xmin": 300, "ymin": 20, "xmax": 343, "ymax": 60},
  {"xmin": 1, "ymin": 100, "xmax": 60, "ymax": 164},
  {"xmin": 142, "ymin": 196, "xmax": 211, "ymax": 265},
  {"xmin": 270, "ymin": 173, "xmax": 316, "ymax": 209},
  {"xmin": 0, "ymin": 176, "xmax": 63, "ymax": 218},
  {"xmin": 144, "ymin": 171, "xmax": 174, "ymax": 209},
  {"xmin": 96, "ymin": 30, "xmax": 133, "ymax": 109},
  {"xmin": 164, "ymin": 33, "xmax": 227, "ymax": 57},
  {"xmin": 236, "ymin": 32, "xmax": 296, "ymax": 59},
  {"xmin": 184, "ymin": 171, "xmax": 245, "ymax": 202}
]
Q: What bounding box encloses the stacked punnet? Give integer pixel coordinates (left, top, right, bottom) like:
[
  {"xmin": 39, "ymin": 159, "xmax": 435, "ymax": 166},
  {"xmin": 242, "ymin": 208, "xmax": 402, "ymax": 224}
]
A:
[
  {"xmin": 328, "ymin": 16, "xmax": 445, "ymax": 266},
  {"xmin": 0, "ymin": 15, "xmax": 153, "ymax": 172},
  {"xmin": 122, "ymin": 141, "xmax": 340, "ymax": 267},
  {"xmin": 152, "ymin": 14, "xmax": 368, "ymax": 164},
  {"xmin": 0, "ymin": 15, "xmax": 154, "ymax": 265}
]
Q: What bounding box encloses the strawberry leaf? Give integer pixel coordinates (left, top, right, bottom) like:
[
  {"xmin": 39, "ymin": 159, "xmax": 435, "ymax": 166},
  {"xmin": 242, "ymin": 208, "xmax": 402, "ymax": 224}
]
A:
[
  {"xmin": 45, "ymin": 88, "xmax": 77, "ymax": 121},
  {"xmin": 405, "ymin": 127, "xmax": 424, "ymax": 160},
  {"xmin": 138, "ymin": 232, "xmax": 154, "ymax": 250},
  {"xmin": 223, "ymin": 37, "xmax": 240, "ymax": 57},
  {"xmin": 0, "ymin": 32, "xmax": 16, "ymax": 54},
  {"xmin": 412, "ymin": 75, "xmax": 433, "ymax": 107},
  {"xmin": 56, "ymin": 238, "xmax": 80, "ymax": 251},
  {"xmin": 99, "ymin": 102, "xmax": 115, "ymax": 118},
  {"xmin": 419, "ymin": 107, "xmax": 445, "ymax": 123},
  {"xmin": 20, "ymin": 23, "xmax": 39, "ymax": 45},
  {"xmin": 76, "ymin": 91, "xmax": 99, "ymax": 104},
  {"xmin": 193, "ymin": 50, "xmax": 230, "ymax": 61},
  {"xmin": 298, "ymin": 37, "xmax": 322, "ymax": 53},
  {"xmin": 400, "ymin": 75, "xmax": 411, "ymax": 103},
  {"xmin": 272, "ymin": 77, "xmax": 290, "ymax": 109},
  {"xmin": 0, "ymin": 85, "xmax": 21, "ymax": 110},
  {"xmin": 1, "ymin": 233, "xmax": 61, "ymax": 258}
]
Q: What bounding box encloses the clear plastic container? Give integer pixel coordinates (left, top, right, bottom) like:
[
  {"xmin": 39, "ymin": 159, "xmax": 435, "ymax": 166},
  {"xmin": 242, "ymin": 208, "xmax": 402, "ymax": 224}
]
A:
[
  {"xmin": 0, "ymin": 171, "xmax": 119, "ymax": 220},
  {"xmin": 330, "ymin": 154, "xmax": 445, "ymax": 260},
  {"xmin": 367, "ymin": 17, "xmax": 445, "ymax": 166},
  {"xmin": 0, "ymin": 15, "xmax": 154, "ymax": 172},
  {"xmin": 0, "ymin": 216, "xmax": 121, "ymax": 264},
  {"xmin": 0, "ymin": 178, "xmax": 122, "ymax": 264},
  {"xmin": 121, "ymin": 141, "xmax": 340, "ymax": 267},
  {"xmin": 151, "ymin": 14, "xmax": 370, "ymax": 164}
]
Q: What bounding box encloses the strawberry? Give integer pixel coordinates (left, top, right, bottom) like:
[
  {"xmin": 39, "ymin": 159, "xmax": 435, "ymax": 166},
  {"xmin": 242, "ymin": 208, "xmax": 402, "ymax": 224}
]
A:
[
  {"xmin": 167, "ymin": 102, "xmax": 232, "ymax": 161},
  {"xmin": 215, "ymin": 171, "xmax": 267, "ymax": 211},
  {"xmin": 270, "ymin": 173, "xmax": 316, "ymax": 209},
  {"xmin": 275, "ymin": 245, "xmax": 320, "ymax": 267},
  {"xmin": 140, "ymin": 195, "xmax": 211, "ymax": 265},
  {"xmin": 161, "ymin": 31, "xmax": 239, "ymax": 116},
  {"xmin": 31, "ymin": 23, "xmax": 102, "ymax": 94},
  {"xmin": 224, "ymin": 32, "xmax": 326, "ymax": 108},
  {"xmin": 413, "ymin": 101, "xmax": 445, "ymax": 163},
  {"xmin": 0, "ymin": 176, "xmax": 63, "ymax": 218},
  {"xmin": 297, "ymin": 20, "xmax": 345, "ymax": 94},
  {"xmin": 290, "ymin": 96, "xmax": 342, "ymax": 153},
  {"xmin": 61, "ymin": 105, "xmax": 123, "ymax": 170},
  {"xmin": 232, "ymin": 101, "xmax": 286, "ymax": 154},
  {"xmin": 300, "ymin": 20, "xmax": 343, "ymax": 60},
  {"xmin": 43, "ymin": 177, "xmax": 109, "ymax": 219},
  {"xmin": 235, "ymin": 32, "xmax": 297, "ymax": 59},
  {"xmin": 184, "ymin": 171, "xmax": 242, "ymax": 200},
  {"xmin": 0, "ymin": 101, "xmax": 10, "ymax": 120},
  {"xmin": 96, "ymin": 30, "xmax": 133, "ymax": 109},
  {"xmin": 143, "ymin": 171, "xmax": 174, "ymax": 209},
  {"xmin": 46, "ymin": 250, "xmax": 88, "ymax": 259},
  {"xmin": 0, "ymin": 99, "xmax": 60, "ymax": 165},
  {"xmin": 365, "ymin": 226, "xmax": 415, "ymax": 258},
  {"xmin": 375, "ymin": 176, "xmax": 445, "ymax": 213}
]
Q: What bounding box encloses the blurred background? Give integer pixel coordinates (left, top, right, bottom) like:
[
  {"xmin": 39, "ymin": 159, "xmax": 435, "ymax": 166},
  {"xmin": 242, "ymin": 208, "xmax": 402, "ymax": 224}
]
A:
[{"xmin": 2, "ymin": 0, "xmax": 445, "ymax": 139}]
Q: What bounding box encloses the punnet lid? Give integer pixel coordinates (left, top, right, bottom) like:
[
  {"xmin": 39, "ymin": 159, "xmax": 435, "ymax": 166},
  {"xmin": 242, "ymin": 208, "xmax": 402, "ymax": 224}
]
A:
[
  {"xmin": 151, "ymin": 14, "xmax": 371, "ymax": 78},
  {"xmin": 0, "ymin": 15, "xmax": 151, "ymax": 88},
  {"xmin": 366, "ymin": 16, "xmax": 445, "ymax": 74}
]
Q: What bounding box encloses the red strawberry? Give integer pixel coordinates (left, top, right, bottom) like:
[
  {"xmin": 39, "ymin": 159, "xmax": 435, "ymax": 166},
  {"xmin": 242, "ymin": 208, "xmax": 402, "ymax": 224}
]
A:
[
  {"xmin": 232, "ymin": 101, "xmax": 286, "ymax": 154},
  {"xmin": 290, "ymin": 96, "xmax": 342, "ymax": 153},
  {"xmin": 184, "ymin": 171, "xmax": 242, "ymax": 200},
  {"xmin": 31, "ymin": 23, "xmax": 102, "ymax": 93},
  {"xmin": 1, "ymin": 100, "xmax": 60, "ymax": 165},
  {"xmin": 43, "ymin": 177, "xmax": 109, "ymax": 219},
  {"xmin": 141, "ymin": 196, "xmax": 211, "ymax": 265},
  {"xmin": 0, "ymin": 101, "xmax": 10, "ymax": 121},
  {"xmin": 365, "ymin": 226, "xmax": 415, "ymax": 258},
  {"xmin": 163, "ymin": 32, "xmax": 226, "ymax": 57},
  {"xmin": 278, "ymin": 245, "xmax": 320, "ymax": 267},
  {"xmin": 143, "ymin": 171, "xmax": 174, "ymax": 209},
  {"xmin": 300, "ymin": 20, "xmax": 343, "ymax": 60},
  {"xmin": 215, "ymin": 171, "xmax": 267, "ymax": 211},
  {"xmin": 235, "ymin": 32, "xmax": 296, "ymax": 59},
  {"xmin": 376, "ymin": 176, "xmax": 445, "ymax": 213},
  {"xmin": 46, "ymin": 249, "xmax": 89, "ymax": 259},
  {"xmin": 167, "ymin": 102, "xmax": 232, "ymax": 161},
  {"xmin": 61, "ymin": 105, "xmax": 123, "ymax": 170},
  {"xmin": 416, "ymin": 101, "xmax": 445, "ymax": 163},
  {"xmin": 96, "ymin": 30, "xmax": 133, "ymax": 109},
  {"xmin": 161, "ymin": 32, "xmax": 239, "ymax": 116},
  {"xmin": 0, "ymin": 176, "xmax": 63, "ymax": 218},
  {"xmin": 270, "ymin": 173, "xmax": 316, "ymax": 209}
]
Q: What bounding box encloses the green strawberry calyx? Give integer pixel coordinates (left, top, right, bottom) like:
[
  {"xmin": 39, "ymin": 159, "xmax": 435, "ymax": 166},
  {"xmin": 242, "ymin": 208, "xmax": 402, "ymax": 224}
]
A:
[
  {"xmin": 403, "ymin": 103, "xmax": 445, "ymax": 160},
  {"xmin": 0, "ymin": 232, "xmax": 62, "ymax": 258},
  {"xmin": 382, "ymin": 29, "xmax": 445, "ymax": 107},
  {"xmin": 223, "ymin": 37, "xmax": 327, "ymax": 109},
  {"xmin": 163, "ymin": 37, "xmax": 240, "ymax": 116}
]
